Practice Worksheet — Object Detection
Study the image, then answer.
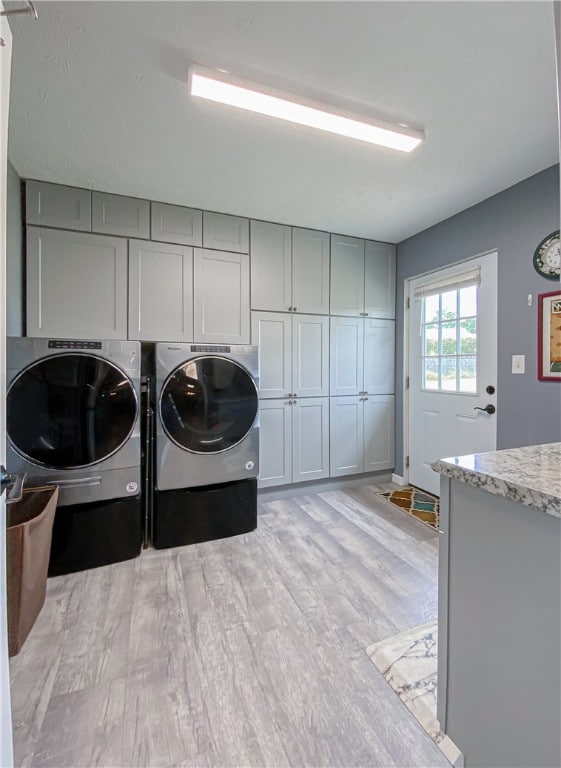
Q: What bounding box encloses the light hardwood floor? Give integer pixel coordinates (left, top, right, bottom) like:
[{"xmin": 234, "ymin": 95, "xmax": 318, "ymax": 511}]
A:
[{"xmin": 9, "ymin": 482, "xmax": 449, "ymax": 768}]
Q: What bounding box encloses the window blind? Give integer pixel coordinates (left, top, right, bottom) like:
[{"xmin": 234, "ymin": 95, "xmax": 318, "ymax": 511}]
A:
[{"xmin": 413, "ymin": 266, "xmax": 481, "ymax": 299}]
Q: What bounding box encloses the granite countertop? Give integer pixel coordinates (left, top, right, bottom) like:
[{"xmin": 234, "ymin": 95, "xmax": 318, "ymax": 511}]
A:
[{"xmin": 431, "ymin": 443, "xmax": 561, "ymax": 518}]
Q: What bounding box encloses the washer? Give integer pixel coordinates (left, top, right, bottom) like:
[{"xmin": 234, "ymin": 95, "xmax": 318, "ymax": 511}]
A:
[
  {"xmin": 6, "ymin": 337, "xmax": 142, "ymax": 574},
  {"xmin": 155, "ymin": 342, "xmax": 259, "ymax": 491}
]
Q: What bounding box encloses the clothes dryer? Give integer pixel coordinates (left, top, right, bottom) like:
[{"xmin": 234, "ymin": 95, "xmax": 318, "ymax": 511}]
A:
[{"xmin": 6, "ymin": 337, "xmax": 142, "ymax": 573}]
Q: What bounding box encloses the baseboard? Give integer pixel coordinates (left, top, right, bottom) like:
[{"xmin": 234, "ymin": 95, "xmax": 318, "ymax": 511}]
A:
[
  {"xmin": 391, "ymin": 473, "xmax": 408, "ymax": 486},
  {"xmin": 258, "ymin": 471, "xmax": 394, "ymax": 502}
]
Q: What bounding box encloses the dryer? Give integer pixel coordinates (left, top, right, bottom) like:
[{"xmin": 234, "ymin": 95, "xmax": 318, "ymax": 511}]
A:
[
  {"xmin": 154, "ymin": 343, "xmax": 259, "ymax": 549},
  {"xmin": 6, "ymin": 337, "xmax": 142, "ymax": 574},
  {"xmin": 155, "ymin": 343, "xmax": 259, "ymax": 490}
]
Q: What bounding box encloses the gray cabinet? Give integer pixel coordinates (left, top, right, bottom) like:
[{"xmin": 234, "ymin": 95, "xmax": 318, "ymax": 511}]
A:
[
  {"xmin": 330, "ymin": 235, "xmax": 364, "ymax": 317},
  {"xmin": 250, "ymin": 220, "xmax": 292, "ymax": 311},
  {"xmin": 203, "ymin": 211, "xmax": 249, "ymax": 253},
  {"xmin": 258, "ymin": 397, "xmax": 329, "ymax": 488},
  {"xmin": 150, "ymin": 202, "xmax": 202, "ymax": 246},
  {"xmin": 92, "ymin": 192, "xmax": 150, "ymax": 239},
  {"xmin": 331, "ymin": 235, "xmax": 395, "ymax": 319},
  {"xmin": 330, "ymin": 394, "xmax": 394, "ymax": 476},
  {"xmin": 26, "ymin": 180, "xmax": 91, "ymax": 231},
  {"xmin": 331, "ymin": 316, "xmax": 395, "ymax": 396},
  {"xmin": 291, "ymin": 227, "xmax": 330, "ymax": 314},
  {"xmin": 364, "ymin": 241, "xmax": 396, "ymax": 319},
  {"xmin": 193, "ymin": 248, "xmax": 250, "ymax": 344},
  {"xmin": 252, "ymin": 311, "xmax": 329, "ymax": 398},
  {"xmin": 364, "ymin": 319, "xmax": 395, "ymax": 394},
  {"xmin": 128, "ymin": 240, "xmax": 193, "ymax": 342},
  {"xmin": 26, "ymin": 227, "xmax": 127, "ymax": 339}
]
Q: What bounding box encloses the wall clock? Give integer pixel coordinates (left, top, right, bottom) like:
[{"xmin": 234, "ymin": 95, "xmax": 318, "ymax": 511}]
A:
[{"xmin": 533, "ymin": 230, "xmax": 560, "ymax": 280}]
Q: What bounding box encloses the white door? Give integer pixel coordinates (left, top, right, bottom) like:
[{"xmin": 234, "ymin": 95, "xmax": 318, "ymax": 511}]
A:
[
  {"xmin": 364, "ymin": 240, "xmax": 396, "ymax": 319},
  {"xmin": 408, "ymin": 253, "xmax": 498, "ymax": 495},
  {"xmin": 364, "ymin": 318, "xmax": 395, "ymax": 395},
  {"xmin": 330, "ymin": 316, "xmax": 363, "ymax": 396},
  {"xmin": 1, "ymin": 8, "xmax": 13, "ymax": 765},
  {"xmin": 330, "ymin": 234, "xmax": 364, "ymax": 316},
  {"xmin": 363, "ymin": 395, "xmax": 395, "ymax": 471}
]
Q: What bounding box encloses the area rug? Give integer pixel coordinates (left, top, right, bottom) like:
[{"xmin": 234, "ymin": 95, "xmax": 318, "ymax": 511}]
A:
[
  {"xmin": 366, "ymin": 621, "xmax": 463, "ymax": 767},
  {"xmin": 378, "ymin": 486, "xmax": 439, "ymax": 530}
]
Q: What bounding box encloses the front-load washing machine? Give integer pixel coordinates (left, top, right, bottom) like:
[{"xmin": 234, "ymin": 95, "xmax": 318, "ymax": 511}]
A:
[
  {"xmin": 6, "ymin": 337, "xmax": 142, "ymax": 574},
  {"xmin": 154, "ymin": 343, "xmax": 259, "ymax": 548}
]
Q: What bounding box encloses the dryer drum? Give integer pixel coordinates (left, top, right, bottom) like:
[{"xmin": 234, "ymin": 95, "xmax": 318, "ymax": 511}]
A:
[
  {"xmin": 7, "ymin": 353, "xmax": 138, "ymax": 470},
  {"xmin": 159, "ymin": 356, "xmax": 258, "ymax": 454}
]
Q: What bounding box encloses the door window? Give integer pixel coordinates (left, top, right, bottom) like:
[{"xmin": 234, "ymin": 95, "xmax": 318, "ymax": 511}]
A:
[
  {"xmin": 160, "ymin": 356, "xmax": 258, "ymax": 454},
  {"xmin": 422, "ymin": 285, "xmax": 478, "ymax": 393},
  {"xmin": 7, "ymin": 354, "xmax": 137, "ymax": 469}
]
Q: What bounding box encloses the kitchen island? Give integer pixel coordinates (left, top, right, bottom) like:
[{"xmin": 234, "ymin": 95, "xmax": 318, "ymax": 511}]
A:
[{"xmin": 432, "ymin": 443, "xmax": 561, "ymax": 768}]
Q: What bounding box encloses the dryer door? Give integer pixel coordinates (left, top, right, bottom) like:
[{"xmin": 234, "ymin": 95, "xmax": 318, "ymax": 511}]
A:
[
  {"xmin": 7, "ymin": 353, "xmax": 138, "ymax": 469},
  {"xmin": 160, "ymin": 356, "xmax": 258, "ymax": 454}
]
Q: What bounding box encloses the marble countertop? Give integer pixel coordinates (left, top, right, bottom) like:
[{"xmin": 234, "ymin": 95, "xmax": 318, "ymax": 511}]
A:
[{"xmin": 431, "ymin": 443, "xmax": 561, "ymax": 518}]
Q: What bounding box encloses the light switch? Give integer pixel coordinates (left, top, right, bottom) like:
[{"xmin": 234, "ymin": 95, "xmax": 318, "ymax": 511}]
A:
[{"xmin": 512, "ymin": 355, "xmax": 525, "ymax": 374}]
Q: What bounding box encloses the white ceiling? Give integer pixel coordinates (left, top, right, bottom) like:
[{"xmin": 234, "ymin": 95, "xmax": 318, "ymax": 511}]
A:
[{"xmin": 7, "ymin": 1, "xmax": 559, "ymax": 243}]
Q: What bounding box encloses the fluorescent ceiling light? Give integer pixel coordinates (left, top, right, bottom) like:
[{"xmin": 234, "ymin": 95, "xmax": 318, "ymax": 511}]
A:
[{"xmin": 189, "ymin": 66, "xmax": 424, "ymax": 153}]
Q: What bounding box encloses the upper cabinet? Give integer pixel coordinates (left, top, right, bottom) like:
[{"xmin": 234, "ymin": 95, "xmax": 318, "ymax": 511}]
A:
[
  {"xmin": 331, "ymin": 235, "xmax": 395, "ymax": 319},
  {"xmin": 128, "ymin": 240, "xmax": 193, "ymax": 342},
  {"xmin": 364, "ymin": 241, "xmax": 396, "ymax": 319},
  {"xmin": 151, "ymin": 202, "xmax": 202, "ymax": 246},
  {"xmin": 250, "ymin": 220, "xmax": 292, "ymax": 311},
  {"xmin": 92, "ymin": 192, "xmax": 150, "ymax": 239},
  {"xmin": 203, "ymin": 211, "xmax": 249, "ymax": 253},
  {"xmin": 26, "ymin": 227, "xmax": 127, "ymax": 340},
  {"xmin": 291, "ymin": 228, "xmax": 330, "ymax": 315},
  {"xmin": 193, "ymin": 248, "xmax": 250, "ymax": 344},
  {"xmin": 26, "ymin": 181, "xmax": 92, "ymax": 231},
  {"xmin": 250, "ymin": 222, "xmax": 330, "ymax": 314}
]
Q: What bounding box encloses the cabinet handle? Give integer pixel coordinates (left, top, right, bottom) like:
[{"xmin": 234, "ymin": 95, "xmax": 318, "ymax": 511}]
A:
[
  {"xmin": 293, "ymin": 307, "xmax": 297, "ymax": 312},
  {"xmin": 288, "ymin": 306, "xmax": 293, "ymax": 312}
]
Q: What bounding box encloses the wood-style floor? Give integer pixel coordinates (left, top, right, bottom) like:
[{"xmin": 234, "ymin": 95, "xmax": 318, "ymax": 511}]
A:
[{"xmin": 9, "ymin": 483, "xmax": 449, "ymax": 768}]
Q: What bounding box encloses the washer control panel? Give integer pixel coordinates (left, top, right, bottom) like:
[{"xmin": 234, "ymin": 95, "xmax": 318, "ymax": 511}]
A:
[{"xmin": 48, "ymin": 340, "xmax": 102, "ymax": 350}]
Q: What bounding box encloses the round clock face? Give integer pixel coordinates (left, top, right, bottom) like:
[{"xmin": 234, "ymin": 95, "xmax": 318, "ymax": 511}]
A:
[{"xmin": 533, "ymin": 231, "xmax": 561, "ymax": 280}]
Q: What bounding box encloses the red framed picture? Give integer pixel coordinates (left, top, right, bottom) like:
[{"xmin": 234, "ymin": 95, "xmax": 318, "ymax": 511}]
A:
[{"xmin": 538, "ymin": 290, "xmax": 561, "ymax": 381}]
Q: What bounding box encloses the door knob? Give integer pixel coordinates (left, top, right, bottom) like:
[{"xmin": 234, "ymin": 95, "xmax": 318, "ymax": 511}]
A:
[
  {"xmin": 474, "ymin": 404, "xmax": 496, "ymax": 415},
  {"xmin": 486, "ymin": 385, "xmax": 496, "ymax": 395}
]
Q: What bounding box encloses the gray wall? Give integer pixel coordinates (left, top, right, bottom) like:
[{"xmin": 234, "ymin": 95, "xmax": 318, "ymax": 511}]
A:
[
  {"xmin": 395, "ymin": 165, "xmax": 561, "ymax": 475},
  {"xmin": 6, "ymin": 159, "xmax": 22, "ymax": 336}
]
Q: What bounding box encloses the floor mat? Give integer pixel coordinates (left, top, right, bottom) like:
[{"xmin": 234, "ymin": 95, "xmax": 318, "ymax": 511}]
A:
[
  {"xmin": 366, "ymin": 621, "xmax": 463, "ymax": 767},
  {"xmin": 378, "ymin": 486, "xmax": 439, "ymax": 530}
]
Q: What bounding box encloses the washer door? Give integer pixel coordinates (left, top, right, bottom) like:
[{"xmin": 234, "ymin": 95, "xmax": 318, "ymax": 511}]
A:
[
  {"xmin": 7, "ymin": 353, "xmax": 138, "ymax": 469},
  {"xmin": 160, "ymin": 356, "xmax": 258, "ymax": 454}
]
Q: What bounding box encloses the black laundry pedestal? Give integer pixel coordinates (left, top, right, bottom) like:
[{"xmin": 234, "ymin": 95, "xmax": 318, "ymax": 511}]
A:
[
  {"xmin": 48, "ymin": 496, "xmax": 142, "ymax": 576},
  {"xmin": 153, "ymin": 478, "xmax": 257, "ymax": 549}
]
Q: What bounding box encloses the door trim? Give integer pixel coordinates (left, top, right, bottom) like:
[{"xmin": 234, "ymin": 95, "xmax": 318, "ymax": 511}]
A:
[{"xmin": 403, "ymin": 249, "xmax": 498, "ymax": 485}]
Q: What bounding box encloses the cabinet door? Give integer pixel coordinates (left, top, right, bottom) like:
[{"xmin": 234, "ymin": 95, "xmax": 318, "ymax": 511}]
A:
[
  {"xmin": 363, "ymin": 395, "xmax": 395, "ymax": 471},
  {"xmin": 364, "ymin": 240, "xmax": 396, "ymax": 319},
  {"xmin": 193, "ymin": 249, "xmax": 250, "ymax": 344},
  {"xmin": 250, "ymin": 220, "xmax": 292, "ymax": 311},
  {"xmin": 329, "ymin": 396, "xmax": 363, "ymax": 477},
  {"xmin": 291, "ymin": 227, "xmax": 330, "ymax": 314},
  {"xmin": 364, "ymin": 319, "xmax": 395, "ymax": 394},
  {"xmin": 292, "ymin": 314, "xmax": 329, "ymax": 397},
  {"xmin": 330, "ymin": 235, "xmax": 365, "ymax": 316},
  {"xmin": 151, "ymin": 202, "xmax": 202, "ymax": 246},
  {"xmin": 26, "ymin": 181, "xmax": 91, "ymax": 231},
  {"xmin": 203, "ymin": 211, "xmax": 249, "ymax": 253},
  {"xmin": 128, "ymin": 240, "xmax": 193, "ymax": 342},
  {"xmin": 330, "ymin": 316, "xmax": 364, "ymax": 396},
  {"xmin": 92, "ymin": 192, "xmax": 150, "ymax": 239},
  {"xmin": 251, "ymin": 311, "xmax": 291, "ymax": 398},
  {"xmin": 292, "ymin": 398, "xmax": 329, "ymax": 483},
  {"xmin": 258, "ymin": 399, "xmax": 292, "ymax": 488},
  {"xmin": 26, "ymin": 227, "xmax": 127, "ymax": 339}
]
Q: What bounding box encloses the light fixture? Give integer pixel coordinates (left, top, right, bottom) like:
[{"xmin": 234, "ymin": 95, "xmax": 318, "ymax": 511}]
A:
[{"xmin": 189, "ymin": 66, "xmax": 424, "ymax": 153}]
